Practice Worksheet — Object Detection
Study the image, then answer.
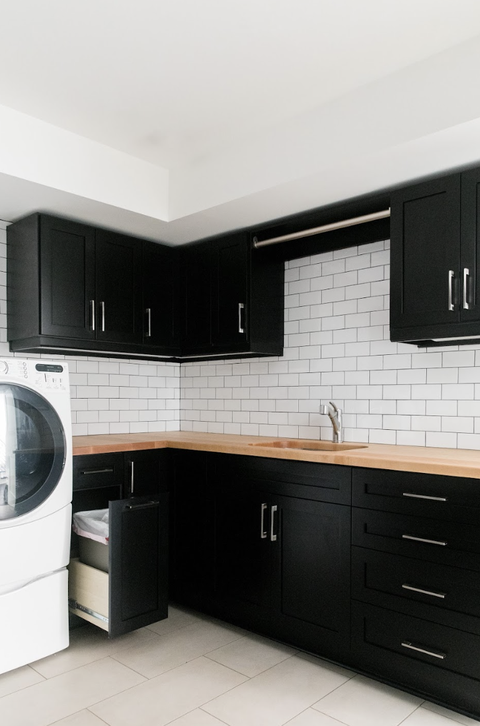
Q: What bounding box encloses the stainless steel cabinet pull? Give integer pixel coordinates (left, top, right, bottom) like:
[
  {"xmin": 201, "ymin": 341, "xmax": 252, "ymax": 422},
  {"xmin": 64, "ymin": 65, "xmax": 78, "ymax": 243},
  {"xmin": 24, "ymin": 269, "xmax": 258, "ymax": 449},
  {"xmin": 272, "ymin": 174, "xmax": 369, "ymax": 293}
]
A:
[
  {"xmin": 401, "ymin": 641, "xmax": 446, "ymax": 660},
  {"xmin": 463, "ymin": 267, "xmax": 470, "ymax": 310},
  {"xmin": 100, "ymin": 301, "xmax": 106, "ymax": 331},
  {"xmin": 238, "ymin": 303, "xmax": 245, "ymax": 334},
  {"xmin": 270, "ymin": 505, "xmax": 278, "ymax": 542},
  {"xmin": 448, "ymin": 270, "xmax": 455, "ymax": 311},
  {"xmin": 126, "ymin": 500, "xmax": 158, "ymax": 511},
  {"xmin": 81, "ymin": 467, "xmax": 114, "ymax": 475},
  {"xmin": 89, "ymin": 300, "xmax": 96, "ymax": 331},
  {"xmin": 402, "ymin": 492, "xmax": 447, "ymax": 502},
  {"xmin": 402, "ymin": 534, "xmax": 447, "ymax": 546},
  {"xmin": 130, "ymin": 461, "xmax": 135, "ymax": 496},
  {"xmin": 146, "ymin": 308, "xmax": 152, "ymax": 337},
  {"xmin": 402, "ymin": 584, "xmax": 446, "ymax": 599},
  {"xmin": 260, "ymin": 503, "xmax": 267, "ymax": 539}
]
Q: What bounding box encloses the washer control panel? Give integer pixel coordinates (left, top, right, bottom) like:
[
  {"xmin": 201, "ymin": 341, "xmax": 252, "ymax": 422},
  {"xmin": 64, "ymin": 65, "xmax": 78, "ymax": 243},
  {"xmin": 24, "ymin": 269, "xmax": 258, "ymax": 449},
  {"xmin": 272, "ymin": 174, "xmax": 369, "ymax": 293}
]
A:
[{"xmin": 0, "ymin": 359, "xmax": 69, "ymax": 391}]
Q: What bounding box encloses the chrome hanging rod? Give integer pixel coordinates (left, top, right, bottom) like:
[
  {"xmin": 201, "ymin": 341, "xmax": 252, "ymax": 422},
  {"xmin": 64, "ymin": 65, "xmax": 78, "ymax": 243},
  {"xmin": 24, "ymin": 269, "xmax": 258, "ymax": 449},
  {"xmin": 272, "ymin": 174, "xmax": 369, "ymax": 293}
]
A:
[{"xmin": 252, "ymin": 208, "xmax": 391, "ymax": 249}]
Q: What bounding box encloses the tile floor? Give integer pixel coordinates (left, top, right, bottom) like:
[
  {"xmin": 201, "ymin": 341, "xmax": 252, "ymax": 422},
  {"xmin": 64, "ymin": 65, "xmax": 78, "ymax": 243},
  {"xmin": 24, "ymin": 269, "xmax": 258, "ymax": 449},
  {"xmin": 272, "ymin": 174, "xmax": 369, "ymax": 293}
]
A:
[{"xmin": 0, "ymin": 606, "xmax": 478, "ymax": 726}]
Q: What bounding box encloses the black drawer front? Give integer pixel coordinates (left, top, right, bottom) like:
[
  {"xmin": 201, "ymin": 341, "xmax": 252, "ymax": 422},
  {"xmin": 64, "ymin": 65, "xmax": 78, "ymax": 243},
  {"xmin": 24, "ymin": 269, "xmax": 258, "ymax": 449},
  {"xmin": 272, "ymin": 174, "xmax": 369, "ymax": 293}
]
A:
[
  {"xmin": 352, "ymin": 547, "xmax": 480, "ymax": 630},
  {"xmin": 353, "ymin": 508, "xmax": 480, "ymax": 571},
  {"xmin": 353, "ymin": 602, "xmax": 480, "ymax": 683},
  {"xmin": 353, "ymin": 467, "xmax": 480, "ymax": 524},
  {"xmin": 73, "ymin": 453, "xmax": 124, "ymax": 491},
  {"xmin": 213, "ymin": 453, "xmax": 351, "ymax": 504}
]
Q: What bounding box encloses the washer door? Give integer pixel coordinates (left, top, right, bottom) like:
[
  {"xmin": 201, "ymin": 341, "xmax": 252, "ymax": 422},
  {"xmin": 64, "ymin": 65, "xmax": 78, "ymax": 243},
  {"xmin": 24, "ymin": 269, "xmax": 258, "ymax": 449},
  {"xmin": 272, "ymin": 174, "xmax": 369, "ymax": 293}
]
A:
[{"xmin": 0, "ymin": 384, "xmax": 66, "ymax": 520}]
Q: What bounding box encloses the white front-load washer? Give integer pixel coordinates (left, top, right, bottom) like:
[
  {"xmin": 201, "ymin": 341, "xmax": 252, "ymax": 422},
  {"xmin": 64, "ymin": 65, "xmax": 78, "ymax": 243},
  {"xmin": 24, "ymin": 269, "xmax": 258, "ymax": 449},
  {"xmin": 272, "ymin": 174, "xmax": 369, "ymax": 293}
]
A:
[{"xmin": 0, "ymin": 358, "xmax": 72, "ymax": 673}]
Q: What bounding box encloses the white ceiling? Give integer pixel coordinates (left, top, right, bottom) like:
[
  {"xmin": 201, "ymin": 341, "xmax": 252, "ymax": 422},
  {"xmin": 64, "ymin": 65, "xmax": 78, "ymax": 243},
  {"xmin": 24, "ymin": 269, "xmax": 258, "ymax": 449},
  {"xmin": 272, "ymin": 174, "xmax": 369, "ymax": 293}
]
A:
[{"xmin": 1, "ymin": 0, "xmax": 480, "ymax": 244}]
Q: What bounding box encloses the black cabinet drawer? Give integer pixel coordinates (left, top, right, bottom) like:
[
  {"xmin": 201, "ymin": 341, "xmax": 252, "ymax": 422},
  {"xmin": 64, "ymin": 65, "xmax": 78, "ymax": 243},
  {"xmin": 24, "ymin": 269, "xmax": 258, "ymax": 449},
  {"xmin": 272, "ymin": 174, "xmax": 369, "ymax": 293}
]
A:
[
  {"xmin": 353, "ymin": 508, "xmax": 480, "ymax": 571},
  {"xmin": 213, "ymin": 453, "xmax": 351, "ymax": 504},
  {"xmin": 73, "ymin": 453, "xmax": 124, "ymax": 491},
  {"xmin": 352, "ymin": 547, "xmax": 480, "ymax": 633},
  {"xmin": 353, "ymin": 602, "xmax": 480, "ymax": 684},
  {"xmin": 353, "ymin": 468, "xmax": 480, "ymax": 524}
]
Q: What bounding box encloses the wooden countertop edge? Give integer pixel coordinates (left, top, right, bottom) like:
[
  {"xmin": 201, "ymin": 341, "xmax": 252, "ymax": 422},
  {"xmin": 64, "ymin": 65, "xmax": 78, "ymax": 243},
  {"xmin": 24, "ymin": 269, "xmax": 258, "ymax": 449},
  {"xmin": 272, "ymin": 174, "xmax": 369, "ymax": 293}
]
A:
[{"xmin": 72, "ymin": 432, "xmax": 480, "ymax": 479}]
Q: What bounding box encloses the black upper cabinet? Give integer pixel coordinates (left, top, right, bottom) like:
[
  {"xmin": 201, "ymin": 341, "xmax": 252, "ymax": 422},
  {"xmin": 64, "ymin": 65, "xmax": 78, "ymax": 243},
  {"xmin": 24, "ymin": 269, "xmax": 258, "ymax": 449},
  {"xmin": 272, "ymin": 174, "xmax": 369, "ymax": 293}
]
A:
[
  {"xmin": 390, "ymin": 168, "xmax": 480, "ymax": 344},
  {"xmin": 180, "ymin": 232, "xmax": 284, "ymax": 359},
  {"xmin": 94, "ymin": 229, "xmax": 143, "ymax": 345},
  {"xmin": 142, "ymin": 241, "xmax": 180, "ymax": 354},
  {"xmin": 7, "ymin": 214, "xmax": 178, "ymax": 358}
]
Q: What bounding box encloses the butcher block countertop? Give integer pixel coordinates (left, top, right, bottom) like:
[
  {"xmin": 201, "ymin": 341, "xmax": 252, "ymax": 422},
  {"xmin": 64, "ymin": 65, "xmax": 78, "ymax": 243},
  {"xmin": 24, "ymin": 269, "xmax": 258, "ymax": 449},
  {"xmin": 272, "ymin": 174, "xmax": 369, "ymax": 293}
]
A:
[{"xmin": 72, "ymin": 431, "xmax": 480, "ymax": 479}]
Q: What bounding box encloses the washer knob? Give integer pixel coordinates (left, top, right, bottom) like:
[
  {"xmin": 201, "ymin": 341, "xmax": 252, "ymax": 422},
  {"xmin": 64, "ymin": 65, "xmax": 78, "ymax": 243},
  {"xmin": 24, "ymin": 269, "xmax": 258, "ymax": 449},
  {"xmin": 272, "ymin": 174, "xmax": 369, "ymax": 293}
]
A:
[{"xmin": 0, "ymin": 360, "xmax": 9, "ymax": 375}]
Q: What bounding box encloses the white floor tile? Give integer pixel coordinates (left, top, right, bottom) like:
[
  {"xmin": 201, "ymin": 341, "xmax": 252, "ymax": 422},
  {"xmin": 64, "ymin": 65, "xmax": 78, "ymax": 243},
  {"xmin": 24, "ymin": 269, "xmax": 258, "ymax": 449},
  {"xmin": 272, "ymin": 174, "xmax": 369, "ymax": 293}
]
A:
[
  {"xmin": 90, "ymin": 656, "xmax": 247, "ymax": 726},
  {"xmin": 312, "ymin": 674, "xmax": 423, "ymax": 726},
  {"xmin": 401, "ymin": 707, "xmax": 475, "ymax": 726},
  {"xmin": 206, "ymin": 632, "xmax": 297, "ymax": 677},
  {"xmin": 112, "ymin": 618, "xmax": 244, "ymax": 678},
  {"xmin": 416, "ymin": 704, "xmax": 480, "ymax": 726},
  {"xmin": 286, "ymin": 708, "xmax": 352, "ymax": 725},
  {"xmin": 0, "ymin": 657, "xmax": 145, "ymax": 726},
  {"xmin": 145, "ymin": 605, "xmax": 203, "ymax": 636},
  {"xmin": 203, "ymin": 653, "xmax": 353, "ymax": 726},
  {"xmin": 31, "ymin": 622, "xmax": 158, "ymax": 678},
  {"xmin": 168, "ymin": 709, "xmax": 232, "ymax": 725},
  {"xmin": 0, "ymin": 665, "xmax": 44, "ymax": 698},
  {"xmin": 48, "ymin": 710, "xmax": 109, "ymax": 726}
]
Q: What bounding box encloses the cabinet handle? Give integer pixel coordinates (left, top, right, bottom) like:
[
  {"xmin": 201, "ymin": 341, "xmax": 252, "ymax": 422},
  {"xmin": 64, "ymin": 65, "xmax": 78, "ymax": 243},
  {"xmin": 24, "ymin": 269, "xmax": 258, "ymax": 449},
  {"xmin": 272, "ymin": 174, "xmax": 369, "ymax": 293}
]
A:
[
  {"xmin": 401, "ymin": 641, "xmax": 446, "ymax": 660},
  {"xmin": 130, "ymin": 461, "xmax": 135, "ymax": 496},
  {"xmin": 100, "ymin": 301, "xmax": 106, "ymax": 331},
  {"xmin": 260, "ymin": 503, "xmax": 267, "ymax": 539},
  {"xmin": 80, "ymin": 467, "xmax": 114, "ymax": 475},
  {"xmin": 126, "ymin": 500, "xmax": 158, "ymax": 511},
  {"xmin": 402, "ymin": 492, "xmax": 447, "ymax": 502},
  {"xmin": 463, "ymin": 267, "xmax": 470, "ymax": 310},
  {"xmin": 402, "ymin": 583, "xmax": 446, "ymax": 599},
  {"xmin": 270, "ymin": 504, "xmax": 277, "ymax": 542},
  {"xmin": 402, "ymin": 534, "xmax": 447, "ymax": 546},
  {"xmin": 238, "ymin": 303, "xmax": 245, "ymax": 334},
  {"xmin": 146, "ymin": 308, "xmax": 152, "ymax": 338},
  {"xmin": 448, "ymin": 270, "xmax": 455, "ymax": 311},
  {"xmin": 89, "ymin": 300, "xmax": 96, "ymax": 331}
]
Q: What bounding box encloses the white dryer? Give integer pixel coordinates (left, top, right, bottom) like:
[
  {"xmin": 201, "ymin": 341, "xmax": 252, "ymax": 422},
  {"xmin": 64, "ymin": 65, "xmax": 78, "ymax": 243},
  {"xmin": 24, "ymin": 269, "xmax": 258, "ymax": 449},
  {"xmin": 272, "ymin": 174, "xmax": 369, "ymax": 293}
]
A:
[{"xmin": 0, "ymin": 358, "xmax": 72, "ymax": 674}]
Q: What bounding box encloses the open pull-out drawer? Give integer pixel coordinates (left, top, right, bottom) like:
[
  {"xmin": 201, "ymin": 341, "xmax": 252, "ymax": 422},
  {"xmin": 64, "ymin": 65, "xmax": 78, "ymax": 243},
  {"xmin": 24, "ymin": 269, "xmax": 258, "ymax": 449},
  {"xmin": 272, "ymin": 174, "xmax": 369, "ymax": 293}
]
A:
[{"xmin": 69, "ymin": 493, "xmax": 169, "ymax": 637}]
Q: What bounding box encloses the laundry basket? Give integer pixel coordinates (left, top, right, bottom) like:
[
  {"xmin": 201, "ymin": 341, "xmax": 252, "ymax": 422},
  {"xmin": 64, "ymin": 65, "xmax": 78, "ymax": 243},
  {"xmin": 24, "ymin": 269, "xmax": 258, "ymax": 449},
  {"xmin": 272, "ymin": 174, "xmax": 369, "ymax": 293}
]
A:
[{"xmin": 73, "ymin": 509, "xmax": 109, "ymax": 572}]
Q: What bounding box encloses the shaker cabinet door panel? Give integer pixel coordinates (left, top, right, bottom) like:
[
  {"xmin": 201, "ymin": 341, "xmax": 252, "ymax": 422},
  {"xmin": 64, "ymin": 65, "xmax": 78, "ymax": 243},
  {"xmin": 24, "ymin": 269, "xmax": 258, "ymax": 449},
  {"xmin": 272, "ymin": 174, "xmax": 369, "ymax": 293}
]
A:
[
  {"xmin": 95, "ymin": 230, "xmax": 143, "ymax": 345},
  {"xmin": 40, "ymin": 216, "xmax": 96, "ymax": 339}
]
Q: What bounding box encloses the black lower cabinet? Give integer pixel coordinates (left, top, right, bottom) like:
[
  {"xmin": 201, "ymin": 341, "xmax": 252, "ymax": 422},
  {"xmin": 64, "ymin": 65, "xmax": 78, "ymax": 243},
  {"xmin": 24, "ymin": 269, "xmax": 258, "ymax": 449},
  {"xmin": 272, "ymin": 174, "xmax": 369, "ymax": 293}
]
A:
[
  {"xmin": 352, "ymin": 602, "xmax": 480, "ymax": 718},
  {"xmin": 69, "ymin": 451, "xmax": 169, "ymax": 637},
  {"xmin": 171, "ymin": 451, "xmax": 351, "ymax": 662}
]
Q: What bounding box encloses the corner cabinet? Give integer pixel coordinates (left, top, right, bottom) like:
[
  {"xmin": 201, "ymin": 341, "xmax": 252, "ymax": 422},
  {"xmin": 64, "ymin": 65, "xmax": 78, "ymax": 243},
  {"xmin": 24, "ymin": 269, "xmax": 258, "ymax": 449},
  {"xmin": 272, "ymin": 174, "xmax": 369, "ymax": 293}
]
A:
[
  {"xmin": 7, "ymin": 214, "xmax": 179, "ymax": 359},
  {"xmin": 180, "ymin": 232, "xmax": 284, "ymax": 359},
  {"xmin": 390, "ymin": 168, "xmax": 480, "ymax": 344}
]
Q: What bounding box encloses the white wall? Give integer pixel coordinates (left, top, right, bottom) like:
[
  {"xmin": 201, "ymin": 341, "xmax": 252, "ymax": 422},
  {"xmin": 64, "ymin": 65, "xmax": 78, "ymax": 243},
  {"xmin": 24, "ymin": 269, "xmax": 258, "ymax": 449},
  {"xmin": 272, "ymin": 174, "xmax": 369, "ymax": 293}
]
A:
[
  {"xmin": 0, "ymin": 226, "xmax": 180, "ymax": 436},
  {"xmin": 181, "ymin": 240, "xmax": 480, "ymax": 450}
]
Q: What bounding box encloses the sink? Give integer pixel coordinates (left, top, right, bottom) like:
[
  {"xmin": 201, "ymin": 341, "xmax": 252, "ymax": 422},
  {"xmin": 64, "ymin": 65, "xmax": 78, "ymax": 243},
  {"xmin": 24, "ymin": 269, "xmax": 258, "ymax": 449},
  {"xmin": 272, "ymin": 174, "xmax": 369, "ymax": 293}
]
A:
[{"xmin": 249, "ymin": 440, "xmax": 367, "ymax": 452}]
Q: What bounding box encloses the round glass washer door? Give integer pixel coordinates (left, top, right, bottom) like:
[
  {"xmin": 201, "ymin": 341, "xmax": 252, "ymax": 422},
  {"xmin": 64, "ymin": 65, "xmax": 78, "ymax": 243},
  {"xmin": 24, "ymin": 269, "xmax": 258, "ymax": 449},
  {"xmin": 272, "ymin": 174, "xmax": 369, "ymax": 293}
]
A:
[{"xmin": 0, "ymin": 384, "xmax": 66, "ymax": 520}]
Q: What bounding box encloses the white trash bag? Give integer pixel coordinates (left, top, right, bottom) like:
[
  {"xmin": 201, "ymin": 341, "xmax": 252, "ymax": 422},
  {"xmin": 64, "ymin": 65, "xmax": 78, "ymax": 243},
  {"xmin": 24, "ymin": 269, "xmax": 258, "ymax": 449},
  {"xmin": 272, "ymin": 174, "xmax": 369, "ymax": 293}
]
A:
[{"xmin": 73, "ymin": 509, "xmax": 109, "ymax": 544}]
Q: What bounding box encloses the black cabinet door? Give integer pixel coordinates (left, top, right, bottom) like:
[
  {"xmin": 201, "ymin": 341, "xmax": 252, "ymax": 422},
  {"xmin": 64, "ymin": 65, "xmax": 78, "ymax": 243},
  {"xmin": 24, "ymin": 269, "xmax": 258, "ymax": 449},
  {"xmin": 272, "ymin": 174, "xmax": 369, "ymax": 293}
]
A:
[
  {"xmin": 142, "ymin": 241, "xmax": 180, "ymax": 352},
  {"xmin": 279, "ymin": 495, "xmax": 350, "ymax": 638},
  {"xmin": 460, "ymin": 167, "xmax": 480, "ymax": 323},
  {"xmin": 390, "ymin": 174, "xmax": 461, "ymax": 334},
  {"xmin": 169, "ymin": 450, "xmax": 215, "ymax": 606},
  {"xmin": 109, "ymin": 494, "xmax": 168, "ymax": 637},
  {"xmin": 214, "ymin": 486, "xmax": 278, "ymax": 612},
  {"xmin": 95, "ymin": 229, "xmax": 143, "ymax": 345},
  {"xmin": 211, "ymin": 233, "xmax": 248, "ymax": 350},
  {"xmin": 180, "ymin": 242, "xmax": 212, "ymax": 354},
  {"xmin": 40, "ymin": 216, "xmax": 96, "ymax": 339}
]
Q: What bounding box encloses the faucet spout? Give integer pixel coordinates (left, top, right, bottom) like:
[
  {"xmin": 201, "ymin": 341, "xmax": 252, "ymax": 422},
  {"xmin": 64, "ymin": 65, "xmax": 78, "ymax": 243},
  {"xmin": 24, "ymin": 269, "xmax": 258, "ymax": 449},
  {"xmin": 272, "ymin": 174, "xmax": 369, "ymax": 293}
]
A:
[{"xmin": 321, "ymin": 401, "xmax": 343, "ymax": 443}]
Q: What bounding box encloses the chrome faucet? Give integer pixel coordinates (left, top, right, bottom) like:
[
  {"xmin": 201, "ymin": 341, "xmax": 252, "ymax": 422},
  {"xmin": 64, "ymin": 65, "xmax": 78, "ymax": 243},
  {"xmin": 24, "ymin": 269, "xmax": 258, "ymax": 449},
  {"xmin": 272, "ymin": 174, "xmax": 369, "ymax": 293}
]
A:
[{"xmin": 321, "ymin": 401, "xmax": 343, "ymax": 443}]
